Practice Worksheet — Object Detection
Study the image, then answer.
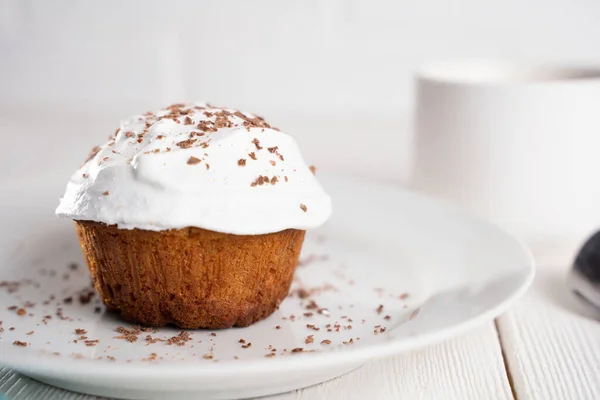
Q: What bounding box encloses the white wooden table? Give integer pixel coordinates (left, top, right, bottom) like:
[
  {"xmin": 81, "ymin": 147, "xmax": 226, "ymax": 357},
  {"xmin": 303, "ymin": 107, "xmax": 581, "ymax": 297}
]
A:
[{"xmin": 1, "ymin": 112, "xmax": 600, "ymax": 399}]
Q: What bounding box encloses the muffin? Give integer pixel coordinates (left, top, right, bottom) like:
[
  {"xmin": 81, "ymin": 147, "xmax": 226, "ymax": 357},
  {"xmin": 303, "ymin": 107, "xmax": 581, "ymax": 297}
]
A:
[{"xmin": 56, "ymin": 103, "xmax": 331, "ymax": 329}]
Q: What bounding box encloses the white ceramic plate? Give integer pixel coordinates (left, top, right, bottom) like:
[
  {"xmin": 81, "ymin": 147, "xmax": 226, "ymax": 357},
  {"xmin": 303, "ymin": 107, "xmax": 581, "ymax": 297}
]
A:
[{"xmin": 0, "ymin": 173, "xmax": 534, "ymax": 400}]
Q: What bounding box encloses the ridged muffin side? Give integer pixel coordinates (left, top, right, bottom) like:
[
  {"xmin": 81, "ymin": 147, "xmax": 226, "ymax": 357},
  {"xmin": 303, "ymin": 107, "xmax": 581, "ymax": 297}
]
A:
[{"xmin": 75, "ymin": 221, "xmax": 305, "ymax": 329}]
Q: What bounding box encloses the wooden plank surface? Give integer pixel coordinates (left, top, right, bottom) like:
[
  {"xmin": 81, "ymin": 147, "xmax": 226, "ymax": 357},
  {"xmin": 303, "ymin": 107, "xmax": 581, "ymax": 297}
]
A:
[
  {"xmin": 288, "ymin": 322, "xmax": 512, "ymax": 400},
  {"xmin": 0, "ymin": 323, "xmax": 512, "ymax": 400},
  {"xmin": 497, "ymin": 264, "xmax": 600, "ymax": 400}
]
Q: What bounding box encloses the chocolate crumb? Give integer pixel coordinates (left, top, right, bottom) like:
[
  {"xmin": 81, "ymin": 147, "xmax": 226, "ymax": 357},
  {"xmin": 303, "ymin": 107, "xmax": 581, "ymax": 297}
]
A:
[
  {"xmin": 205, "ymin": 163, "xmax": 210, "ymax": 170},
  {"xmin": 167, "ymin": 331, "xmax": 192, "ymax": 346},
  {"xmin": 176, "ymin": 138, "xmax": 197, "ymax": 149},
  {"xmin": 305, "ymin": 335, "xmax": 314, "ymax": 344},
  {"xmin": 64, "ymin": 297, "xmax": 73, "ymax": 304},
  {"xmin": 115, "ymin": 326, "xmax": 142, "ymax": 343},
  {"xmin": 250, "ymin": 175, "xmax": 271, "ymax": 187},
  {"xmin": 309, "ymin": 165, "xmax": 317, "ymax": 175},
  {"xmin": 384, "ymin": 315, "xmax": 391, "ymax": 320},
  {"xmin": 13, "ymin": 340, "xmax": 27, "ymax": 347},
  {"xmin": 291, "ymin": 347, "xmax": 304, "ymax": 353},
  {"xmin": 269, "ymin": 160, "xmax": 276, "ymax": 166},
  {"xmin": 187, "ymin": 156, "xmax": 201, "ymax": 165},
  {"xmin": 300, "ymin": 204, "xmax": 308, "ymax": 212},
  {"xmin": 103, "ymin": 191, "xmax": 110, "ymax": 196},
  {"xmin": 85, "ymin": 146, "xmax": 101, "ymax": 163},
  {"xmin": 275, "ymin": 325, "xmax": 281, "ymax": 330},
  {"xmin": 409, "ymin": 308, "xmax": 420, "ymax": 320},
  {"xmin": 321, "ymin": 339, "xmax": 332, "ymax": 345},
  {"xmin": 238, "ymin": 158, "xmax": 246, "ymax": 166},
  {"xmin": 75, "ymin": 328, "xmax": 87, "ymax": 335},
  {"xmin": 68, "ymin": 262, "xmax": 79, "ymax": 271},
  {"xmin": 399, "ymin": 293, "xmax": 409, "ymax": 300},
  {"xmin": 303, "ymin": 312, "xmax": 314, "ymax": 317},
  {"xmin": 241, "ymin": 342, "xmax": 252, "ymax": 349},
  {"xmin": 267, "ymin": 146, "xmax": 278, "ymax": 153},
  {"xmin": 252, "ymin": 138, "xmax": 263, "ymax": 150},
  {"xmin": 78, "ymin": 288, "xmax": 95, "ymax": 304},
  {"xmin": 248, "ymin": 152, "xmax": 257, "ymax": 160},
  {"xmin": 377, "ymin": 304, "xmax": 384, "ymax": 315},
  {"xmin": 26, "ymin": 330, "xmax": 34, "ymax": 335},
  {"xmin": 16, "ymin": 308, "xmax": 26, "ymax": 316},
  {"xmin": 145, "ymin": 334, "xmax": 165, "ymax": 344},
  {"xmin": 210, "ymin": 333, "xmax": 217, "ymax": 337},
  {"xmin": 142, "ymin": 353, "xmax": 158, "ymax": 362},
  {"xmin": 239, "ymin": 339, "xmax": 246, "ymax": 344}
]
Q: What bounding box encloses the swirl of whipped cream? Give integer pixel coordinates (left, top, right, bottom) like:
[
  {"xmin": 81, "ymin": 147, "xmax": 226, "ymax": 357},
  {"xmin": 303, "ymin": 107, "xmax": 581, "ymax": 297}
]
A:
[{"xmin": 56, "ymin": 103, "xmax": 332, "ymax": 234}]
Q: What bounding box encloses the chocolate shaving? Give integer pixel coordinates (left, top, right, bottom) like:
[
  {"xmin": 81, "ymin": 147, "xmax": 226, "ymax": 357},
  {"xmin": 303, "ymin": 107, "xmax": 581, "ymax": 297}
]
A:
[
  {"xmin": 167, "ymin": 331, "xmax": 192, "ymax": 346},
  {"xmin": 85, "ymin": 146, "xmax": 101, "ymax": 163},
  {"xmin": 409, "ymin": 308, "xmax": 420, "ymax": 320},
  {"xmin": 187, "ymin": 156, "xmax": 201, "ymax": 165},
  {"xmin": 250, "ymin": 175, "xmax": 271, "ymax": 187},
  {"xmin": 252, "ymin": 138, "xmax": 263, "ymax": 150},
  {"xmin": 176, "ymin": 139, "xmax": 197, "ymax": 149}
]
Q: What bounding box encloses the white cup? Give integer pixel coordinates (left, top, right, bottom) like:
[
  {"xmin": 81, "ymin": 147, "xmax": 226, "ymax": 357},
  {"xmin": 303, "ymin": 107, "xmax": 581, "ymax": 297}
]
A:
[{"xmin": 412, "ymin": 60, "xmax": 600, "ymax": 263}]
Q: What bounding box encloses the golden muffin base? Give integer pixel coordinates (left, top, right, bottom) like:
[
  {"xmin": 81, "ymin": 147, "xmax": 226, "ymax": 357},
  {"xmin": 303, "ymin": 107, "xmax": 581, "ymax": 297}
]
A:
[{"xmin": 75, "ymin": 221, "xmax": 305, "ymax": 329}]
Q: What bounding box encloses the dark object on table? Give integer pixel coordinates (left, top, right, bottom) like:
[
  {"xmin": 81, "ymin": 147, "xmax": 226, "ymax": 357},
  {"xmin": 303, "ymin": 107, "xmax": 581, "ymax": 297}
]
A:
[{"xmin": 570, "ymin": 231, "xmax": 600, "ymax": 309}]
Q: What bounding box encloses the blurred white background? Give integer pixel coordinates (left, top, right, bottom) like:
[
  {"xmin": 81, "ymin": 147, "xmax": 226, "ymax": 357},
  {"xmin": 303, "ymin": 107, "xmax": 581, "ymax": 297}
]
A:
[{"xmin": 1, "ymin": 0, "xmax": 600, "ymax": 182}]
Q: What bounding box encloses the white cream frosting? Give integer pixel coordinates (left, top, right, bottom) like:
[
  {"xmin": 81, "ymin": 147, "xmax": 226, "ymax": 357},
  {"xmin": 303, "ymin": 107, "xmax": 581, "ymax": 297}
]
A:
[{"xmin": 56, "ymin": 103, "xmax": 331, "ymax": 235}]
